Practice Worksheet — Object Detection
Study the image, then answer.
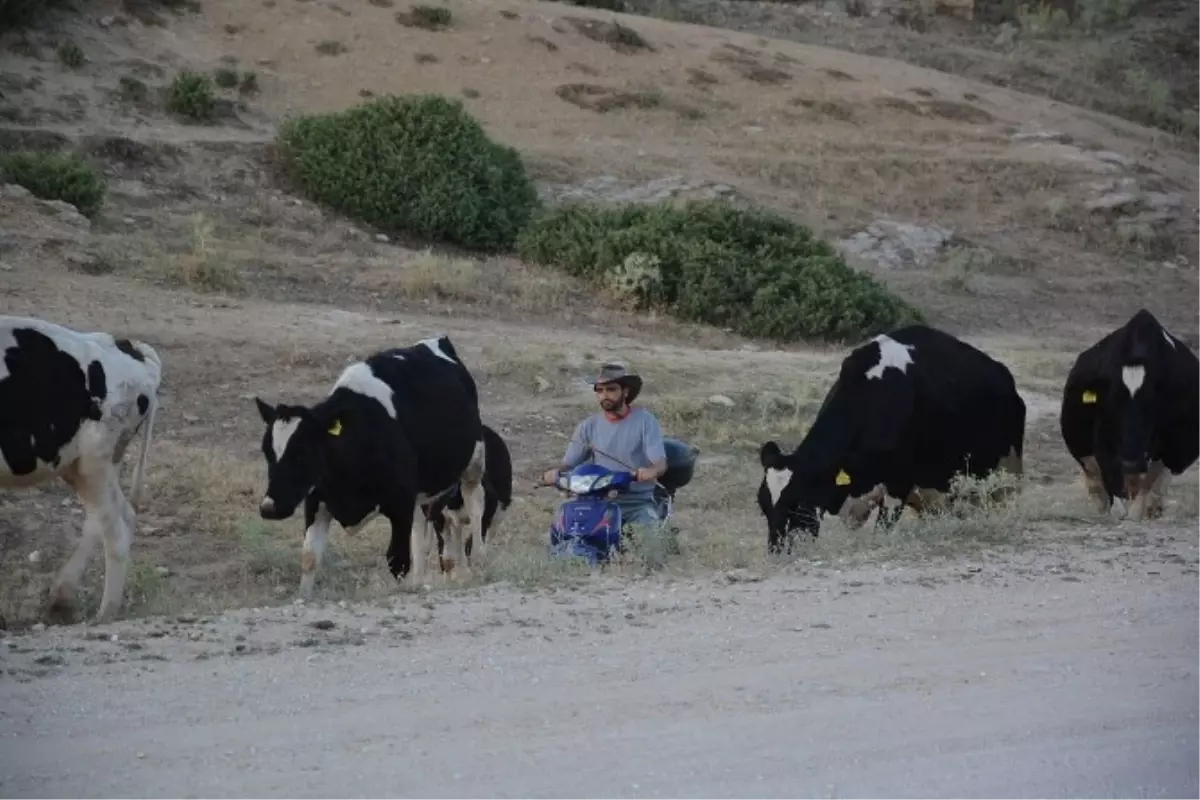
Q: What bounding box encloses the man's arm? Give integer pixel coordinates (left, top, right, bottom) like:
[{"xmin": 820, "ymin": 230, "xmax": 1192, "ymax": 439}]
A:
[
  {"xmin": 561, "ymin": 418, "xmax": 594, "ymax": 469},
  {"xmin": 635, "ymin": 412, "xmax": 668, "ymax": 483}
]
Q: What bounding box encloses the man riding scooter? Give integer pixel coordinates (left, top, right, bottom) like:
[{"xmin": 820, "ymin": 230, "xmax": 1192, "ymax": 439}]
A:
[{"xmin": 541, "ymin": 363, "xmax": 669, "ymax": 538}]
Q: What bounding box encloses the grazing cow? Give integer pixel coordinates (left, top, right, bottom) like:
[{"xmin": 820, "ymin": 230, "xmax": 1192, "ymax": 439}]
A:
[
  {"xmin": 1059, "ymin": 309, "xmax": 1199, "ymax": 521},
  {"xmin": 0, "ymin": 315, "xmax": 162, "ymax": 622},
  {"xmin": 253, "ymin": 335, "xmax": 486, "ymax": 600},
  {"xmin": 757, "ymin": 325, "xmax": 1026, "ymax": 553},
  {"xmin": 426, "ymin": 423, "xmax": 513, "ymax": 570}
]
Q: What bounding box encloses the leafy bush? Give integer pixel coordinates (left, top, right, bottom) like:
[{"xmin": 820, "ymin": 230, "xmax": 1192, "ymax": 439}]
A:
[
  {"xmin": 516, "ymin": 201, "xmax": 924, "ymax": 342},
  {"xmin": 395, "ymin": 4, "xmax": 452, "ymax": 29},
  {"xmin": 276, "ymin": 93, "xmax": 540, "ymax": 251},
  {"xmin": 166, "ymin": 70, "xmax": 215, "ymax": 121},
  {"xmin": 0, "ymin": 150, "xmax": 107, "ymax": 218},
  {"xmin": 1, "ymin": 0, "xmax": 73, "ymax": 29}
]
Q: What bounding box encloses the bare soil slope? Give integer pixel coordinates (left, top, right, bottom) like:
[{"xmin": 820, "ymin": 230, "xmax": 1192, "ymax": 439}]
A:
[{"xmin": 0, "ymin": 0, "xmax": 1196, "ymax": 655}]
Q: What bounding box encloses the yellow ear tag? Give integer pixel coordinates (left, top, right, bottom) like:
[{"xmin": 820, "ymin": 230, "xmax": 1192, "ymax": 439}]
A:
[
  {"xmin": 835, "ymin": 469, "xmax": 851, "ymax": 486},
  {"xmin": 328, "ymin": 419, "xmax": 343, "ymax": 436},
  {"xmin": 1081, "ymin": 390, "xmax": 1097, "ymax": 405}
]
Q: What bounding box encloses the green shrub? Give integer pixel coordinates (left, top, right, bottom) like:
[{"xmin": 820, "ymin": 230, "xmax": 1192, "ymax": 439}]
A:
[
  {"xmin": 276, "ymin": 93, "xmax": 540, "ymax": 251},
  {"xmin": 57, "ymin": 40, "xmax": 85, "ymax": 68},
  {"xmin": 1, "ymin": 0, "xmax": 72, "ymax": 29},
  {"xmin": 0, "ymin": 150, "xmax": 106, "ymax": 218},
  {"xmin": 516, "ymin": 201, "xmax": 924, "ymax": 342},
  {"xmin": 166, "ymin": 70, "xmax": 215, "ymax": 121},
  {"xmin": 396, "ymin": 4, "xmax": 452, "ymax": 29},
  {"xmin": 213, "ymin": 67, "xmax": 239, "ymax": 88}
]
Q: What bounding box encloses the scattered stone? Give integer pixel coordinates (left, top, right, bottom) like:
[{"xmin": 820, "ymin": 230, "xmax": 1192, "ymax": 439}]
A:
[
  {"xmin": 724, "ymin": 568, "xmax": 765, "ymax": 584},
  {"xmin": 1010, "ymin": 129, "xmax": 1071, "ymax": 144},
  {"xmin": 1091, "ymin": 150, "xmax": 1133, "ymax": 168},
  {"xmin": 838, "ymin": 217, "xmax": 954, "ymax": 269},
  {"xmin": 310, "ymin": 619, "xmax": 336, "ymax": 630},
  {"xmin": 1086, "ymin": 192, "xmax": 1141, "ymax": 213},
  {"xmin": 993, "ymin": 22, "xmax": 1018, "ymax": 47},
  {"xmin": 374, "ymin": 233, "xmax": 390, "ymax": 243},
  {"xmin": 707, "ymin": 394, "xmax": 735, "ymax": 407},
  {"xmin": 539, "ymin": 174, "xmax": 743, "ymax": 207},
  {"xmin": 155, "ymin": 566, "xmax": 172, "ymax": 577},
  {"xmin": 27, "ymin": 551, "xmax": 41, "ymax": 564},
  {"xmin": 535, "ymin": 376, "xmax": 552, "ymax": 393}
]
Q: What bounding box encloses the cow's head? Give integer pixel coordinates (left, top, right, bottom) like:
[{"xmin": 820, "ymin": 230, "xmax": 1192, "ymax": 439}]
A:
[
  {"xmin": 758, "ymin": 442, "xmax": 893, "ymax": 552},
  {"xmin": 254, "ymin": 397, "xmax": 337, "ymax": 520}
]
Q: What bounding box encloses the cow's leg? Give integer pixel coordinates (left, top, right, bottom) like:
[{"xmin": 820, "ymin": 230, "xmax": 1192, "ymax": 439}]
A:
[
  {"xmin": 1126, "ymin": 460, "xmax": 1165, "ymax": 522},
  {"xmin": 1145, "ymin": 466, "xmax": 1171, "ymax": 519},
  {"xmin": 455, "ymin": 439, "xmax": 487, "ymax": 572},
  {"xmin": 1079, "ymin": 456, "xmax": 1111, "ymax": 515},
  {"xmin": 50, "ymin": 466, "xmax": 116, "ymax": 620},
  {"xmin": 405, "ymin": 499, "xmax": 431, "ymax": 586},
  {"xmin": 95, "ymin": 471, "xmax": 137, "ymax": 622},
  {"xmin": 298, "ymin": 493, "xmax": 332, "ymax": 601}
]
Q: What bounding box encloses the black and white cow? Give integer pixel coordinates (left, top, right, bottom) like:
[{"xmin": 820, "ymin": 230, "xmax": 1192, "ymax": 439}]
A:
[
  {"xmin": 253, "ymin": 335, "xmax": 486, "ymax": 600},
  {"xmin": 425, "ymin": 423, "xmax": 513, "ymax": 570},
  {"xmin": 0, "ymin": 315, "xmax": 162, "ymax": 622},
  {"xmin": 1059, "ymin": 308, "xmax": 1198, "ymax": 521},
  {"xmin": 758, "ymin": 325, "xmax": 1026, "ymax": 553}
]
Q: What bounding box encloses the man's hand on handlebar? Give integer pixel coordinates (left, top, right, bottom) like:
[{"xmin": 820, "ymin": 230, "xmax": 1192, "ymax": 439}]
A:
[{"xmin": 541, "ymin": 468, "xmax": 560, "ymax": 486}]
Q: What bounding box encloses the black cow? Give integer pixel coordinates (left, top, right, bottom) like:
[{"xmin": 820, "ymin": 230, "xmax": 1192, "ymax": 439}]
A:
[
  {"xmin": 426, "ymin": 423, "xmax": 513, "ymax": 571},
  {"xmin": 758, "ymin": 325, "xmax": 1026, "ymax": 553},
  {"xmin": 1059, "ymin": 308, "xmax": 1199, "ymax": 521},
  {"xmin": 253, "ymin": 335, "xmax": 486, "ymax": 599},
  {"xmin": 1, "ymin": 315, "xmax": 163, "ymax": 622}
]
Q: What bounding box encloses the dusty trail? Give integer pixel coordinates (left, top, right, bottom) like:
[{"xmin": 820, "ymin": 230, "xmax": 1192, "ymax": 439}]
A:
[{"xmin": 2, "ymin": 564, "xmax": 1195, "ymax": 799}]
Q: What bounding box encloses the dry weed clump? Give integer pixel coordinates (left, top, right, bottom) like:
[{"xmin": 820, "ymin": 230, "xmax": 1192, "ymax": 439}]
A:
[
  {"xmin": 164, "ymin": 213, "xmax": 243, "ymax": 293},
  {"xmin": 395, "ymin": 4, "xmax": 453, "ymax": 30},
  {"xmin": 564, "ymin": 16, "xmax": 652, "ymax": 53}
]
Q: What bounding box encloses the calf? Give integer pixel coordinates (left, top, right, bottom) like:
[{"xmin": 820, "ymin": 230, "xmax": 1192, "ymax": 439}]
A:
[
  {"xmin": 253, "ymin": 335, "xmax": 486, "ymax": 600},
  {"xmin": 758, "ymin": 325, "xmax": 1026, "ymax": 553},
  {"xmin": 0, "ymin": 315, "xmax": 162, "ymax": 622},
  {"xmin": 1059, "ymin": 309, "xmax": 1198, "ymax": 521},
  {"xmin": 426, "ymin": 423, "xmax": 513, "ymax": 570}
]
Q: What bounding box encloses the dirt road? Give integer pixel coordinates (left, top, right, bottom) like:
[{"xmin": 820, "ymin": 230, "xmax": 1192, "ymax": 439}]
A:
[{"xmin": 2, "ymin": 560, "xmax": 1195, "ymax": 799}]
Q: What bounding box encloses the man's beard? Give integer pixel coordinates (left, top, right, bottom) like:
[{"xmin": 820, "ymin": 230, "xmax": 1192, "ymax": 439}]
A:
[{"xmin": 600, "ymin": 399, "xmax": 624, "ymax": 413}]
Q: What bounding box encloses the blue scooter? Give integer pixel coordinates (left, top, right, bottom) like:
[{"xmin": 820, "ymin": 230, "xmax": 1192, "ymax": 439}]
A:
[{"xmin": 547, "ymin": 438, "xmax": 697, "ymax": 566}]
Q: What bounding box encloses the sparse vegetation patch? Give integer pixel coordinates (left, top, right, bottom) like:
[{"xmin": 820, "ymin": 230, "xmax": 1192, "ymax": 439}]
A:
[
  {"xmin": 516, "ymin": 201, "xmax": 924, "ymax": 342},
  {"xmin": 56, "ymin": 41, "xmax": 85, "ymax": 69},
  {"xmin": 395, "ymin": 4, "xmax": 452, "ymax": 29},
  {"xmin": 165, "ymin": 70, "xmax": 216, "ymax": 122},
  {"xmin": 555, "ymin": 83, "xmax": 662, "ymax": 112},
  {"xmin": 0, "ymin": 150, "xmax": 107, "ymax": 218},
  {"xmin": 276, "ymin": 93, "xmax": 540, "ymax": 251},
  {"xmin": 565, "ymin": 16, "xmax": 651, "ymax": 53}
]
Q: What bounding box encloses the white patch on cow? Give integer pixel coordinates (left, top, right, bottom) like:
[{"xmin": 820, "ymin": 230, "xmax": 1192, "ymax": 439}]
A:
[
  {"xmin": 1121, "ymin": 365, "xmax": 1146, "ymax": 396},
  {"xmin": 0, "ymin": 315, "xmax": 164, "ymax": 622},
  {"xmin": 298, "ymin": 503, "xmax": 333, "ymax": 601},
  {"xmin": 270, "ymin": 418, "xmax": 301, "ymax": 461},
  {"xmin": 417, "ymin": 336, "xmax": 458, "ymax": 365},
  {"xmin": 865, "ymin": 335, "xmax": 915, "ymax": 380},
  {"xmin": 765, "ymin": 467, "xmax": 792, "ymax": 504},
  {"xmin": 334, "ymin": 361, "xmax": 396, "ymax": 418}
]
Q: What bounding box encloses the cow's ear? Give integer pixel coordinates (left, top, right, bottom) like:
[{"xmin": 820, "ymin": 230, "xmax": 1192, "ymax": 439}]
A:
[
  {"xmin": 254, "ymin": 396, "xmax": 275, "ymax": 424},
  {"xmin": 760, "ymin": 440, "xmax": 784, "ymax": 469},
  {"xmin": 858, "ymin": 377, "xmax": 914, "ymax": 453}
]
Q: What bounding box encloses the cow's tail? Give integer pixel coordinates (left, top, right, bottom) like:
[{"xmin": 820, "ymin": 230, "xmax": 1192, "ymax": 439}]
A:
[{"xmin": 129, "ymin": 391, "xmax": 159, "ymax": 512}]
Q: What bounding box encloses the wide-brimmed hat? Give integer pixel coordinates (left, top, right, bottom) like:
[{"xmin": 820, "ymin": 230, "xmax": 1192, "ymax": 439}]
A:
[{"xmin": 592, "ymin": 362, "xmax": 643, "ymax": 404}]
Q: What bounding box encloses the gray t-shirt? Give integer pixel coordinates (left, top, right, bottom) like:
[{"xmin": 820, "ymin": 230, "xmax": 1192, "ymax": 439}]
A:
[{"xmin": 562, "ymin": 407, "xmax": 667, "ymax": 497}]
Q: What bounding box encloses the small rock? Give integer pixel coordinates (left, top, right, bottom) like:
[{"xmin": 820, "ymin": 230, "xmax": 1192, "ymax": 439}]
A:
[
  {"xmin": 27, "ymin": 551, "xmax": 41, "ymax": 564},
  {"xmin": 182, "ymin": 413, "xmax": 200, "ymax": 423},
  {"xmin": 32, "ymin": 623, "xmax": 45, "ymax": 632},
  {"xmin": 535, "ymin": 376, "xmax": 552, "ymax": 393},
  {"xmin": 993, "ymin": 21, "xmax": 1018, "ymax": 47},
  {"xmin": 1011, "ymin": 130, "xmax": 1070, "ymax": 144},
  {"xmin": 1091, "ymin": 150, "xmax": 1133, "ymax": 168},
  {"xmin": 724, "ymin": 569, "xmax": 765, "ymax": 584},
  {"xmin": 310, "ymin": 619, "xmax": 336, "ymax": 630},
  {"xmin": 1145, "ymin": 192, "xmax": 1184, "ymax": 212},
  {"xmin": 0, "ymin": 262, "xmax": 12, "ymax": 272},
  {"xmin": 1086, "ymin": 192, "xmax": 1142, "ymax": 213},
  {"xmin": 374, "ymin": 233, "xmax": 390, "ymax": 243},
  {"xmin": 99, "ymin": 14, "xmax": 116, "ymax": 27},
  {"xmin": 154, "ymin": 566, "xmax": 172, "ymax": 578},
  {"xmin": 707, "ymin": 394, "xmax": 735, "ymax": 408}
]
